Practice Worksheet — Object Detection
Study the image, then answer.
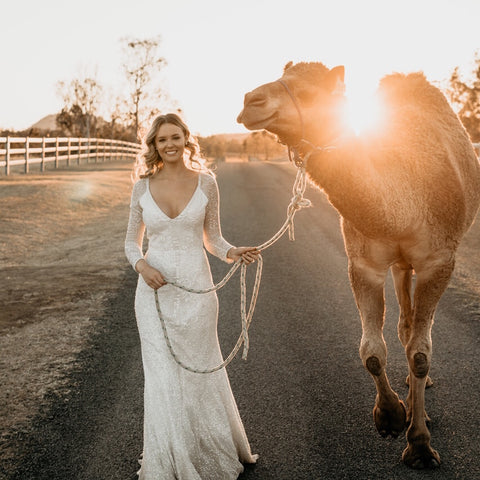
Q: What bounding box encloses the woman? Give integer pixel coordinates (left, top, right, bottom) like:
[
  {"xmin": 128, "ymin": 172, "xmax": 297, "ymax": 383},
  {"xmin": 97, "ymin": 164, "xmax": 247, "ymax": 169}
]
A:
[{"xmin": 125, "ymin": 113, "xmax": 259, "ymax": 479}]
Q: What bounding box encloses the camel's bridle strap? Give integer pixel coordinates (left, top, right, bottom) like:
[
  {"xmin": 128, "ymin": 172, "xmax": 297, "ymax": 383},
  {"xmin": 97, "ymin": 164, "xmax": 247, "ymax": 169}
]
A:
[
  {"xmin": 277, "ymin": 78, "xmax": 338, "ymax": 168},
  {"xmin": 277, "ymin": 79, "xmax": 305, "ymax": 139}
]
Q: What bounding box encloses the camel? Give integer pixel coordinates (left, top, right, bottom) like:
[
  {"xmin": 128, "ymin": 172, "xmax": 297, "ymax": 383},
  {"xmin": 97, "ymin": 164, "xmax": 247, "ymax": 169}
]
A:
[{"xmin": 237, "ymin": 61, "xmax": 480, "ymax": 469}]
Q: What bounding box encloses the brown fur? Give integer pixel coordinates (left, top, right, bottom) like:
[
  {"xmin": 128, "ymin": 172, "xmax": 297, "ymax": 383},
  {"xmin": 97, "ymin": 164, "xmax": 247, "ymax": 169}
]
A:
[{"xmin": 237, "ymin": 62, "xmax": 480, "ymax": 469}]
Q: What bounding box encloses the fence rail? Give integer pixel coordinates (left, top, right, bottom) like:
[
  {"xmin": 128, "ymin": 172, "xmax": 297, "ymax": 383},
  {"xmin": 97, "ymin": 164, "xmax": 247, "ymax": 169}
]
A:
[
  {"xmin": 0, "ymin": 136, "xmax": 141, "ymax": 175},
  {"xmin": 1, "ymin": 136, "xmax": 478, "ymax": 176}
]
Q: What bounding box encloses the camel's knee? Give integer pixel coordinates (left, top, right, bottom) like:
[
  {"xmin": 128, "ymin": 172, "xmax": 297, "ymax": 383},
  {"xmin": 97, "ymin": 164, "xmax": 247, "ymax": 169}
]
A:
[
  {"xmin": 407, "ymin": 351, "xmax": 431, "ymax": 379},
  {"xmin": 366, "ymin": 355, "xmax": 383, "ymax": 376},
  {"xmin": 412, "ymin": 352, "xmax": 430, "ymax": 378},
  {"xmin": 360, "ymin": 338, "xmax": 387, "ymax": 376}
]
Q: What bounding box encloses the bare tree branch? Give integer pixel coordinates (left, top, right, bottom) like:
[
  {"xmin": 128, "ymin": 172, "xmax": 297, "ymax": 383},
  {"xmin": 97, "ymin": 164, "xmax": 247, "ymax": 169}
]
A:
[{"xmin": 121, "ymin": 36, "xmax": 167, "ymax": 139}]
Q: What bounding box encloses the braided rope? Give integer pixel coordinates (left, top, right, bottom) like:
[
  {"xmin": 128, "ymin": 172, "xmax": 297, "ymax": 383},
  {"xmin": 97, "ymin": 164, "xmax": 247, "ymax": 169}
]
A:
[{"xmin": 154, "ymin": 164, "xmax": 311, "ymax": 374}]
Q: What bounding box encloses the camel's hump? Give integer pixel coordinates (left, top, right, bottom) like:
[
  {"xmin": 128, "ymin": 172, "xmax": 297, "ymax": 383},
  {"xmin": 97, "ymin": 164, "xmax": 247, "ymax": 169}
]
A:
[{"xmin": 377, "ymin": 72, "xmax": 450, "ymax": 112}]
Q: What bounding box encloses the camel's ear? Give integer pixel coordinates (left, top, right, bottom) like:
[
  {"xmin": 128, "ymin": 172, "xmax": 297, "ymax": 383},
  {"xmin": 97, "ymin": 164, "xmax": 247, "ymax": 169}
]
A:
[
  {"xmin": 283, "ymin": 61, "xmax": 293, "ymax": 73},
  {"xmin": 325, "ymin": 65, "xmax": 345, "ymax": 95}
]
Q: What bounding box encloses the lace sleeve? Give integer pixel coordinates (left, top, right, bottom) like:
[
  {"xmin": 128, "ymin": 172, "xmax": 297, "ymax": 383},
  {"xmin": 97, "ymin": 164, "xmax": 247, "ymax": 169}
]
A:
[
  {"xmin": 201, "ymin": 173, "xmax": 235, "ymax": 262},
  {"xmin": 124, "ymin": 179, "xmax": 146, "ymax": 271}
]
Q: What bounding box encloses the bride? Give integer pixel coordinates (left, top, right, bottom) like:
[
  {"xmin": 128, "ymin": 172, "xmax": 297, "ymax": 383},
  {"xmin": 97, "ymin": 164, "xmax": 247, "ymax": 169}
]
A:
[{"xmin": 125, "ymin": 113, "xmax": 259, "ymax": 479}]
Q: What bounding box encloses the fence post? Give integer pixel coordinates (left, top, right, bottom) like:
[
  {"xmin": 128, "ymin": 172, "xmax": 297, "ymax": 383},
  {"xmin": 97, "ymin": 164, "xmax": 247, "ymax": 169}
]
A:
[
  {"xmin": 24, "ymin": 136, "xmax": 30, "ymax": 174},
  {"xmin": 67, "ymin": 137, "xmax": 71, "ymax": 166},
  {"xmin": 86, "ymin": 137, "xmax": 90, "ymax": 163},
  {"xmin": 5, "ymin": 136, "xmax": 10, "ymax": 175},
  {"xmin": 41, "ymin": 137, "xmax": 46, "ymax": 172},
  {"xmin": 54, "ymin": 137, "xmax": 59, "ymax": 168},
  {"xmin": 77, "ymin": 138, "xmax": 81, "ymax": 165}
]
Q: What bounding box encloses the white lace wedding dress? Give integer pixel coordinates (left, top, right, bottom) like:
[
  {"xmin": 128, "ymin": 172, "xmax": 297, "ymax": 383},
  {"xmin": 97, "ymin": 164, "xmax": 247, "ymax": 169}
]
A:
[{"xmin": 125, "ymin": 171, "xmax": 258, "ymax": 479}]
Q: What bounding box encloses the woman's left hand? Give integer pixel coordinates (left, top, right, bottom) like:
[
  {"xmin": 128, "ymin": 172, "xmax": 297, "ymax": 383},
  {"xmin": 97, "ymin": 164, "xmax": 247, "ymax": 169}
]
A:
[{"xmin": 227, "ymin": 246, "xmax": 260, "ymax": 264}]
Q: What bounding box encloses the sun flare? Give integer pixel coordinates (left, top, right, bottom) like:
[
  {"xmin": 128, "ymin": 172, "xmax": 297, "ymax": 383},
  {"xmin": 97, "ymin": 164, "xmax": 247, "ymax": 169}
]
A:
[
  {"xmin": 342, "ymin": 73, "xmax": 385, "ymax": 136},
  {"xmin": 344, "ymin": 90, "xmax": 385, "ymax": 136}
]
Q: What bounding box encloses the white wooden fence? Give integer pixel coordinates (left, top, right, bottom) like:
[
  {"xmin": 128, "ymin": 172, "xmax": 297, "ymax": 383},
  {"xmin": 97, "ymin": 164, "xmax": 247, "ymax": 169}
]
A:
[
  {"xmin": 0, "ymin": 136, "xmax": 141, "ymax": 175},
  {"xmin": 0, "ymin": 136, "xmax": 478, "ymax": 176}
]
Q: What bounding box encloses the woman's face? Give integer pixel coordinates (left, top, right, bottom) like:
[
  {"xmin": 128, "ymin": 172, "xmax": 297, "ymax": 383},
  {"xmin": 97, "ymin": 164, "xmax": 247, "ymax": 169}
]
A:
[{"xmin": 155, "ymin": 123, "xmax": 186, "ymax": 165}]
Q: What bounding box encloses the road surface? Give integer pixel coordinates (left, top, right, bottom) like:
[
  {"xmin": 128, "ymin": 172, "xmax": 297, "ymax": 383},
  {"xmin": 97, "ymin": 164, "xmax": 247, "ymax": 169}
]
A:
[{"xmin": 8, "ymin": 162, "xmax": 480, "ymax": 480}]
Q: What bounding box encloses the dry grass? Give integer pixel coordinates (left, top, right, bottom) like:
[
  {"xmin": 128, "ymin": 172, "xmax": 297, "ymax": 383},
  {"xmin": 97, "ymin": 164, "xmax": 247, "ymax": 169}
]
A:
[{"xmin": 0, "ymin": 161, "xmax": 136, "ymax": 463}]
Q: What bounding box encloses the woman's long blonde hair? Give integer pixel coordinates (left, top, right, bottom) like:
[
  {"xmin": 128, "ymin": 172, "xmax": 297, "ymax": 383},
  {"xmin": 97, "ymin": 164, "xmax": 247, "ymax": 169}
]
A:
[{"xmin": 134, "ymin": 113, "xmax": 208, "ymax": 180}]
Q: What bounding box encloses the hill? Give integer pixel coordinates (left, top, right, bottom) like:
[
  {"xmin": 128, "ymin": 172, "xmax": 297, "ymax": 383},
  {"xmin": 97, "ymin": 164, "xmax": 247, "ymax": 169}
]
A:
[{"xmin": 30, "ymin": 114, "xmax": 58, "ymax": 131}]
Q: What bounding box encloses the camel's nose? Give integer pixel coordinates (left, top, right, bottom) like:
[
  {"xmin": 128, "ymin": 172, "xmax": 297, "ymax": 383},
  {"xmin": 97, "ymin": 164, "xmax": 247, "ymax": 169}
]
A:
[
  {"xmin": 244, "ymin": 90, "xmax": 268, "ymax": 108},
  {"xmin": 237, "ymin": 90, "xmax": 267, "ymax": 124}
]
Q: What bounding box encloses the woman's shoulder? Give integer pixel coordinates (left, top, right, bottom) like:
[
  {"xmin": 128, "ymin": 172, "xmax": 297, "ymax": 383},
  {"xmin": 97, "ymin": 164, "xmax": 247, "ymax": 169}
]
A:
[
  {"xmin": 130, "ymin": 176, "xmax": 148, "ymax": 200},
  {"xmin": 199, "ymin": 170, "xmax": 217, "ymax": 187},
  {"xmin": 133, "ymin": 176, "xmax": 148, "ymax": 188},
  {"xmin": 198, "ymin": 170, "xmax": 221, "ymax": 205}
]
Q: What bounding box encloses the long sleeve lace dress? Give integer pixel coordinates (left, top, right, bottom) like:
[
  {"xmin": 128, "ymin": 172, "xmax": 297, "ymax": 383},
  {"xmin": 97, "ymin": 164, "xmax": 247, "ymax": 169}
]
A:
[{"xmin": 125, "ymin": 171, "xmax": 258, "ymax": 479}]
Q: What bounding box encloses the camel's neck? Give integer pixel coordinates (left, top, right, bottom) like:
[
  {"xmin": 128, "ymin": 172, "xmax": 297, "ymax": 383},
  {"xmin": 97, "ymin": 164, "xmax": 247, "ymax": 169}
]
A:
[{"xmin": 304, "ymin": 136, "xmax": 385, "ymax": 231}]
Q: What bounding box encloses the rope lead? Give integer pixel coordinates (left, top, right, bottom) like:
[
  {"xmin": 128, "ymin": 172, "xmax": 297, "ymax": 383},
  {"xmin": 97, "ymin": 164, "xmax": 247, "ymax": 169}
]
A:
[{"xmin": 154, "ymin": 164, "xmax": 311, "ymax": 374}]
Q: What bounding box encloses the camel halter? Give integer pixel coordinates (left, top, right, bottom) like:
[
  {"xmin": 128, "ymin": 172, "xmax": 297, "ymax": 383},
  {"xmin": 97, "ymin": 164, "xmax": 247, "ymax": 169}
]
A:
[
  {"xmin": 277, "ymin": 79, "xmax": 338, "ymax": 168},
  {"xmin": 277, "ymin": 79, "xmax": 305, "ymax": 141},
  {"xmin": 154, "ymin": 163, "xmax": 311, "ymax": 374}
]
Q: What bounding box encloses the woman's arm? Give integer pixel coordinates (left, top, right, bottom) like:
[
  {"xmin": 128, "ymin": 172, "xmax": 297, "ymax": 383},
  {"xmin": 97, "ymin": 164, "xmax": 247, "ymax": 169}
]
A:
[
  {"xmin": 202, "ymin": 173, "xmax": 258, "ymax": 264},
  {"xmin": 124, "ymin": 180, "xmax": 167, "ymax": 289},
  {"xmin": 125, "ymin": 180, "xmax": 146, "ymax": 270}
]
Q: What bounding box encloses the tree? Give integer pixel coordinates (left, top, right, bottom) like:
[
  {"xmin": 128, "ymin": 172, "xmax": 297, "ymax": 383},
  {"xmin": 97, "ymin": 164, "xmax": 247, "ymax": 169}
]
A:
[
  {"xmin": 198, "ymin": 133, "xmax": 286, "ymax": 161},
  {"xmin": 121, "ymin": 36, "xmax": 166, "ymax": 139},
  {"xmin": 447, "ymin": 52, "xmax": 480, "ymax": 142},
  {"xmin": 243, "ymin": 131, "xmax": 285, "ymax": 160},
  {"xmin": 56, "ymin": 104, "xmax": 85, "ymax": 137},
  {"xmin": 101, "ymin": 93, "xmax": 136, "ymax": 141},
  {"xmin": 56, "ymin": 75, "xmax": 103, "ymax": 137}
]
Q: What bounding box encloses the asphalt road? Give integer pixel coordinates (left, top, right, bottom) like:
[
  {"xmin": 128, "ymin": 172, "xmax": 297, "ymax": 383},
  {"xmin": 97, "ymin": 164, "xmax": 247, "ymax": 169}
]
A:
[{"xmin": 8, "ymin": 162, "xmax": 480, "ymax": 480}]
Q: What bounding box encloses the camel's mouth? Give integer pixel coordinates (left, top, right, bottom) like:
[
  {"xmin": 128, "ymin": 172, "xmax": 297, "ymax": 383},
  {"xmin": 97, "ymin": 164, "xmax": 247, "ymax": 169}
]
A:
[{"xmin": 237, "ymin": 110, "xmax": 277, "ymax": 131}]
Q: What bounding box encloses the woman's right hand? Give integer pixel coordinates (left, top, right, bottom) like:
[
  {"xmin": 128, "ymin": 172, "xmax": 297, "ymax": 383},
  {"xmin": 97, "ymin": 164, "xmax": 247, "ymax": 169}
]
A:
[{"xmin": 135, "ymin": 259, "xmax": 167, "ymax": 290}]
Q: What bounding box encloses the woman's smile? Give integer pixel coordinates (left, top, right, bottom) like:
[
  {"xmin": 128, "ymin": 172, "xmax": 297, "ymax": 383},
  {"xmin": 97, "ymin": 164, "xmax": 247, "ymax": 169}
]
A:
[{"xmin": 155, "ymin": 123, "xmax": 186, "ymax": 163}]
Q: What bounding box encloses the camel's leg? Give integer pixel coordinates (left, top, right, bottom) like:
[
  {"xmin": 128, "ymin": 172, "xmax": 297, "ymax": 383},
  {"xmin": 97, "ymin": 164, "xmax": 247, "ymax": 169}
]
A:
[
  {"xmin": 391, "ymin": 264, "xmax": 414, "ymax": 347},
  {"xmin": 391, "ymin": 265, "xmax": 433, "ymax": 403},
  {"xmin": 401, "ymin": 258, "xmax": 455, "ymax": 469},
  {"xmin": 349, "ymin": 259, "xmax": 407, "ymax": 438}
]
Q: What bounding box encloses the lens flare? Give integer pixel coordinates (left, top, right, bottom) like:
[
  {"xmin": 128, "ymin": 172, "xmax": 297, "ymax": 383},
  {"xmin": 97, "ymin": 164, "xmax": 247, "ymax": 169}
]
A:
[
  {"xmin": 68, "ymin": 180, "xmax": 93, "ymax": 202},
  {"xmin": 344, "ymin": 91, "xmax": 385, "ymax": 136}
]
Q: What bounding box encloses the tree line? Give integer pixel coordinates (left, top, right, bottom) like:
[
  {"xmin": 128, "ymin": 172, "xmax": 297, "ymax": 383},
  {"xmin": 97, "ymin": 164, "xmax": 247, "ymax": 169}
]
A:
[
  {"xmin": 446, "ymin": 51, "xmax": 480, "ymax": 142},
  {"xmin": 1, "ymin": 44, "xmax": 479, "ymax": 150},
  {"xmin": 199, "ymin": 131, "xmax": 287, "ymax": 162}
]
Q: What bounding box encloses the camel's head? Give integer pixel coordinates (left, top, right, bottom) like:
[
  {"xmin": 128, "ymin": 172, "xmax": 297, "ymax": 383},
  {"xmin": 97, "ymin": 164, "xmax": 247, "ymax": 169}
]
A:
[{"xmin": 237, "ymin": 61, "xmax": 346, "ymax": 146}]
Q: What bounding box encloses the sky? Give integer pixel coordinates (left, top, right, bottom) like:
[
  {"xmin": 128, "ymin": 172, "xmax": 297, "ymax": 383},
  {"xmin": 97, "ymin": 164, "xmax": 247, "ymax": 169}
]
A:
[{"xmin": 1, "ymin": 0, "xmax": 479, "ymax": 136}]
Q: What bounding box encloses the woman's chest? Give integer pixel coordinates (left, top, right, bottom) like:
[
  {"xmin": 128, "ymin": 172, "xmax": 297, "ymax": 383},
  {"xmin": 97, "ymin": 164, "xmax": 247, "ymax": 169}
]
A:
[
  {"xmin": 149, "ymin": 177, "xmax": 199, "ymax": 220},
  {"xmin": 140, "ymin": 187, "xmax": 208, "ymax": 235}
]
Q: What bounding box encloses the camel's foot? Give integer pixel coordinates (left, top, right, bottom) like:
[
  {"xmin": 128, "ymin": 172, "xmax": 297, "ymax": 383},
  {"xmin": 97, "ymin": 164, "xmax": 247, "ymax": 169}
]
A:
[
  {"xmin": 405, "ymin": 374, "xmax": 433, "ymax": 388},
  {"xmin": 373, "ymin": 399, "xmax": 407, "ymax": 438},
  {"xmin": 402, "ymin": 442, "xmax": 441, "ymax": 469}
]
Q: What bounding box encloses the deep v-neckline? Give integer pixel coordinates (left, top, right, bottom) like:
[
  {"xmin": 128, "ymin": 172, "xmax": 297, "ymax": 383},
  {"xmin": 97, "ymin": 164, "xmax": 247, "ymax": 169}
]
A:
[{"xmin": 147, "ymin": 175, "xmax": 200, "ymax": 220}]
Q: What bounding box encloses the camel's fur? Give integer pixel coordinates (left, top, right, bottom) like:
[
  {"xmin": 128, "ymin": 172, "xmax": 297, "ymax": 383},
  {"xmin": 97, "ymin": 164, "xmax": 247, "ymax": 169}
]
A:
[{"xmin": 237, "ymin": 62, "xmax": 480, "ymax": 469}]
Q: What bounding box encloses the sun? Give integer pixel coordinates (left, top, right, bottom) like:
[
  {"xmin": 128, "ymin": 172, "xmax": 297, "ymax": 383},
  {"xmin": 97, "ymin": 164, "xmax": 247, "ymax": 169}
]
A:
[{"xmin": 343, "ymin": 89, "xmax": 385, "ymax": 136}]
